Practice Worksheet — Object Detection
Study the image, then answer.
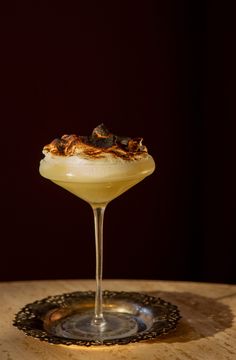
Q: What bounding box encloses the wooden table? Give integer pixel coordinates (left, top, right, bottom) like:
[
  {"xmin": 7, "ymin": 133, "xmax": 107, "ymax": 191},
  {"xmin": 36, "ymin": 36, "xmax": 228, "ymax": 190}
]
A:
[{"xmin": 1, "ymin": 279, "xmax": 236, "ymax": 359}]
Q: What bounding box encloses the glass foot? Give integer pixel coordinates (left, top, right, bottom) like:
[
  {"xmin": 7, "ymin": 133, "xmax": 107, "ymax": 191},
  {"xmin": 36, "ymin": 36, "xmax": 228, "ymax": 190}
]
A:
[{"xmin": 51, "ymin": 311, "xmax": 139, "ymax": 341}]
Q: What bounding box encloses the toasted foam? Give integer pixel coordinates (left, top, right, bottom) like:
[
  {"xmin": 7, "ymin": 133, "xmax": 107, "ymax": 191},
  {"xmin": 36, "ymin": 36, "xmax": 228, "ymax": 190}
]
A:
[
  {"xmin": 39, "ymin": 152, "xmax": 155, "ymax": 183},
  {"xmin": 42, "ymin": 124, "xmax": 149, "ymax": 161}
]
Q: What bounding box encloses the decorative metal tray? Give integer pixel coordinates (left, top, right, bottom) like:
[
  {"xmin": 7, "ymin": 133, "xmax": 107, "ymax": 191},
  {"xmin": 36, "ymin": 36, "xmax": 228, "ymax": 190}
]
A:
[{"xmin": 13, "ymin": 290, "xmax": 181, "ymax": 346}]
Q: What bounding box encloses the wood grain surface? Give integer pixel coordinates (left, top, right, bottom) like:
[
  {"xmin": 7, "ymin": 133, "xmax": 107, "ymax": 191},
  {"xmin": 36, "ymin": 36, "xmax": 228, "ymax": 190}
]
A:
[{"xmin": 0, "ymin": 279, "xmax": 236, "ymax": 360}]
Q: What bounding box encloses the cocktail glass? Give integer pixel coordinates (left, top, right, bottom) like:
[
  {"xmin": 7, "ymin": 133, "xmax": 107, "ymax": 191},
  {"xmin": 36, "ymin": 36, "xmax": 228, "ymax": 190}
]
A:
[{"xmin": 39, "ymin": 131, "xmax": 155, "ymax": 342}]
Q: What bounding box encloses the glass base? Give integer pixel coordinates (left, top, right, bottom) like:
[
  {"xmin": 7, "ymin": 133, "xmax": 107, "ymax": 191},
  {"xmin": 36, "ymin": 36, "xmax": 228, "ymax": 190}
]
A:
[{"xmin": 51, "ymin": 311, "xmax": 139, "ymax": 342}]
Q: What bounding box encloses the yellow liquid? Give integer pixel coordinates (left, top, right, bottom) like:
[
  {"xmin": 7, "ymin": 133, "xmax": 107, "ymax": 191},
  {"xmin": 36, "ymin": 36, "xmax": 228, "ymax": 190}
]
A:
[
  {"xmin": 40, "ymin": 154, "xmax": 155, "ymax": 205},
  {"xmin": 53, "ymin": 176, "xmax": 147, "ymax": 205}
]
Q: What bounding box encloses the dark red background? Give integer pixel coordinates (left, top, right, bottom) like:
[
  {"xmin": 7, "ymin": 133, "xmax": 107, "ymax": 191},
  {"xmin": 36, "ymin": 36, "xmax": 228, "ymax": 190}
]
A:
[{"xmin": 1, "ymin": 2, "xmax": 235, "ymax": 283}]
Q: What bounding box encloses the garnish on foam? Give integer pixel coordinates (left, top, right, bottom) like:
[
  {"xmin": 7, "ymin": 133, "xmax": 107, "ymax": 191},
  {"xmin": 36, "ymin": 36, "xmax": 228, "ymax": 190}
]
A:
[{"xmin": 43, "ymin": 124, "xmax": 148, "ymax": 161}]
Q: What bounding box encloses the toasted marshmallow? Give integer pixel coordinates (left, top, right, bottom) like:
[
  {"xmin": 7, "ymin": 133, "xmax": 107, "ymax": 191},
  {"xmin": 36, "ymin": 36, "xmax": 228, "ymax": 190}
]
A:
[
  {"xmin": 42, "ymin": 124, "xmax": 148, "ymax": 160},
  {"xmin": 39, "ymin": 124, "xmax": 155, "ymax": 183}
]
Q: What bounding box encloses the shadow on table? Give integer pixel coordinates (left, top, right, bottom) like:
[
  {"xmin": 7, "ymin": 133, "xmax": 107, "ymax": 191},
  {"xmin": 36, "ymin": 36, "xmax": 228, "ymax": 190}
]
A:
[{"xmin": 147, "ymin": 291, "xmax": 234, "ymax": 344}]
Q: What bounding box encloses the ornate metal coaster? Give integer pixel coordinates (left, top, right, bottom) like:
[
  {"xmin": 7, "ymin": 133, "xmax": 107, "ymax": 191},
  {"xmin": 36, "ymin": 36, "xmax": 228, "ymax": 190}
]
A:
[{"xmin": 13, "ymin": 290, "xmax": 181, "ymax": 346}]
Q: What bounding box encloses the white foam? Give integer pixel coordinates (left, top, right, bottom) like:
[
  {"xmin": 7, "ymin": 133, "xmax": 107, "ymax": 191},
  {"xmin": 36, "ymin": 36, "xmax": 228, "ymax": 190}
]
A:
[{"xmin": 39, "ymin": 153, "xmax": 155, "ymax": 183}]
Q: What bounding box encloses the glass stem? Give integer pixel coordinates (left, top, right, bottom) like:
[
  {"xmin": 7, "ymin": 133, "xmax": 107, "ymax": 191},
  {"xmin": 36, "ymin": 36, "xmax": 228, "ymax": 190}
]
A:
[{"xmin": 92, "ymin": 205, "xmax": 106, "ymax": 326}]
